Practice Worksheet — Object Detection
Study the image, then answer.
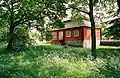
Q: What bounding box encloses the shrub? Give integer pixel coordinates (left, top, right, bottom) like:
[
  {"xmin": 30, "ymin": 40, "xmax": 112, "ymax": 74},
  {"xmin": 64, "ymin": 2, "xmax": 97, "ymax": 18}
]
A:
[
  {"xmin": 12, "ymin": 25, "xmax": 32, "ymax": 51},
  {"xmin": 0, "ymin": 27, "xmax": 8, "ymax": 44}
]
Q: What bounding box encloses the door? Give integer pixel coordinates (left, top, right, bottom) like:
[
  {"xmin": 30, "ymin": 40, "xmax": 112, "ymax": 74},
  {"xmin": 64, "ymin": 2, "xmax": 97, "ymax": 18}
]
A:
[{"xmin": 59, "ymin": 31, "xmax": 63, "ymax": 40}]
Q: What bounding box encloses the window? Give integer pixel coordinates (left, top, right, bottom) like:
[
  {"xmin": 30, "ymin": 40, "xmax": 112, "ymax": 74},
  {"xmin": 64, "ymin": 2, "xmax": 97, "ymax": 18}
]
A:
[
  {"xmin": 66, "ymin": 31, "xmax": 71, "ymax": 37},
  {"xmin": 74, "ymin": 29, "xmax": 79, "ymax": 37},
  {"xmin": 52, "ymin": 32, "xmax": 57, "ymax": 40}
]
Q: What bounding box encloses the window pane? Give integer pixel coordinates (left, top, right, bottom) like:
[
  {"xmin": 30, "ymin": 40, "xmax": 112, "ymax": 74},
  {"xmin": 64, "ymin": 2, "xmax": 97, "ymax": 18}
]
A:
[
  {"xmin": 66, "ymin": 31, "xmax": 71, "ymax": 37},
  {"xmin": 52, "ymin": 32, "xmax": 57, "ymax": 40},
  {"xmin": 74, "ymin": 29, "xmax": 79, "ymax": 36}
]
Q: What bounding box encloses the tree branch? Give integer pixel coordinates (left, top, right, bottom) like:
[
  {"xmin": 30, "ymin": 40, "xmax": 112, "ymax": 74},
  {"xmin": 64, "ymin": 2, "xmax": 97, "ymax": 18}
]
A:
[
  {"xmin": 117, "ymin": 0, "xmax": 120, "ymax": 11},
  {"xmin": 72, "ymin": 7, "xmax": 89, "ymax": 14},
  {"xmin": 15, "ymin": 18, "xmax": 32, "ymax": 26},
  {"xmin": 67, "ymin": 4, "xmax": 89, "ymax": 14}
]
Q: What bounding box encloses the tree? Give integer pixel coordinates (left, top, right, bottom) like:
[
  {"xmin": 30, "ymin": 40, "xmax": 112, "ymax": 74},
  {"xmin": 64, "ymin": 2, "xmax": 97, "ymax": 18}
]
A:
[
  {"xmin": 103, "ymin": 0, "xmax": 120, "ymax": 39},
  {"xmin": 117, "ymin": 0, "xmax": 120, "ymax": 11},
  {"xmin": 65, "ymin": 0, "xmax": 97, "ymax": 59},
  {"xmin": 52, "ymin": 19, "xmax": 65, "ymax": 28},
  {"xmin": 0, "ymin": 0, "xmax": 41, "ymax": 50},
  {"xmin": 0, "ymin": 0, "xmax": 67, "ymax": 50},
  {"xmin": 65, "ymin": 0, "xmax": 117, "ymax": 59},
  {"xmin": 89, "ymin": 0, "xmax": 97, "ymax": 59}
]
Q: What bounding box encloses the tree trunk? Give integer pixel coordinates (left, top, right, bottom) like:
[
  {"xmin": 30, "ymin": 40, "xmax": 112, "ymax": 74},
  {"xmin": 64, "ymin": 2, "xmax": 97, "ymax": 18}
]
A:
[
  {"xmin": 7, "ymin": 1, "xmax": 15, "ymax": 50},
  {"xmin": 89, "ymin": 0, "xmax": 97, "ymax": 59},
  {"xmin": 7, "ymin": 25, "xmax": 15, "ymax": 50}
]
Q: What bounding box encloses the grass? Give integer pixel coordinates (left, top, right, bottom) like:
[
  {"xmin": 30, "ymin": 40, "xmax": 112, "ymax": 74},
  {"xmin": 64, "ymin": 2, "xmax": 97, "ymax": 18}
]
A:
[{"xmin": 0, "ymin": 44, "xmax": 120, "ymax": 78}]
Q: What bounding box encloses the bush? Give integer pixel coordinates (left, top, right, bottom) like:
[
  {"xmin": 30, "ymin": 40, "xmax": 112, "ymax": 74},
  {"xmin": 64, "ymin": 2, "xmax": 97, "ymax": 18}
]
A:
[
  {"xmin": 0, "ymin": 27, "xmax": 8, "ymax": 44},
  {"xmin": 46, "ymin": 31, "xmax": 52, "ymax": 41},
  {"xmin": 12, "ymin": 25, "xmax": 32, "ymax": 51}
]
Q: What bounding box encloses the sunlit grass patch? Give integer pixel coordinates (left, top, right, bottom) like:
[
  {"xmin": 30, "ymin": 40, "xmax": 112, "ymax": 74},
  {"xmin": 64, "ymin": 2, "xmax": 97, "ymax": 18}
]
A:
[{"xmin": 97, "ymin": 46, "xmax": 120, "ymax": 49}]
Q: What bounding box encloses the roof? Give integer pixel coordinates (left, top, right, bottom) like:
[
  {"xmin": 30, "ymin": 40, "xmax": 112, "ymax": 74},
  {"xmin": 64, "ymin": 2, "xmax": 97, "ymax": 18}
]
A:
[{"xmin": 51, "ymin": 26, "xmax": 101, "ymax": 31}]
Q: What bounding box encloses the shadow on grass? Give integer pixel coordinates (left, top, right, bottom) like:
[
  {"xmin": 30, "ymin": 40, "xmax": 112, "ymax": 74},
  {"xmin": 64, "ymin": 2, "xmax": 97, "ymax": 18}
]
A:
[
  {"xmin": 0, "ymin": 44, "xmax": 120, "ymax": 78},
  {"xmin": 97, "ymin": 46, "xmax": 120, "ymax": 58},
  {"xmin": 0, "ymin": 44, "xmax": 91, "ymax": 78},
  {"xmin": 0, "ymin": 45, "xmax": 71, "ymax": 78},
  {"xmin": 96, "ymin": 46, "xmax": 120, "ymax": 78}
]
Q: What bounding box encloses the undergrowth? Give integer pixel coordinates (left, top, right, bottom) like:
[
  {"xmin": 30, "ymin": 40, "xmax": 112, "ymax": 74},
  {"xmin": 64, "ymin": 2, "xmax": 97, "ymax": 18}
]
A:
[{"xmin": 0, "ymin": 44, "xmax": 120, "ymax": 78}]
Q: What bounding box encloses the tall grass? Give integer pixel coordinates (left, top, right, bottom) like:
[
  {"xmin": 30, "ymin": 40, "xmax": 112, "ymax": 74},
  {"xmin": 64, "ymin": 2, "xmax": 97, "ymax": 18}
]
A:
[{"xmin": 0, "ymin": 44, "xmax": 120, "ymax": 78}]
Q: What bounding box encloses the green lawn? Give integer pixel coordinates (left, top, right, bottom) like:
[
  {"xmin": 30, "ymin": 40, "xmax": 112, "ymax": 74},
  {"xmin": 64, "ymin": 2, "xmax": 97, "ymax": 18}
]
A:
[{"xmin": 0, "ymin": 44, "xmax": 120, "ymax": 78}]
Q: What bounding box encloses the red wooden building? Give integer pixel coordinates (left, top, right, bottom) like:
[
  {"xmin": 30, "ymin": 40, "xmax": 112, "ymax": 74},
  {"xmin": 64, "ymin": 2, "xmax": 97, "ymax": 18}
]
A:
[{"xmin": 51, "ymin": 26, "xmax": 101, "ymax": 48}]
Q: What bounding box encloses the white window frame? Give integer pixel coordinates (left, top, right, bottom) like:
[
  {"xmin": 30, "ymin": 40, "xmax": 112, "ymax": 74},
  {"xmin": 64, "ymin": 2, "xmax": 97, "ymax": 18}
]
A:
[
  {"xmin": 52, "ymin": 32, "xmax": 57, "ymax": 40},
  {"xmin": 66, "ymin": 31, "xmax": 71, "ymax": 37}
]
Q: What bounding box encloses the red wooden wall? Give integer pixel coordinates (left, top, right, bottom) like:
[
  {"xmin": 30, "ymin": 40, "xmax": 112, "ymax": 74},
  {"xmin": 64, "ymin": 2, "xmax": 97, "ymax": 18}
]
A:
[
  {"xmin": 51, "ymin": 26, "xmax": 101, "ymax": 44},
  {"xmin": 83, "ymin": 27, "xmax": 101, "ymax": 40},
  {"xmin": 64, "ymin": 27, "xmax": 83, "ymax": 41},
  {"xmin": 51, "ymin": 30, "xmax": 59, "ymax": 44}
]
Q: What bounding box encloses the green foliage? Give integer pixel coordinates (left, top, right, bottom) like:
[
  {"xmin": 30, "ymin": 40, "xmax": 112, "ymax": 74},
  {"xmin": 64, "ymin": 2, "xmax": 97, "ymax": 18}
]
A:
[
  {"xmin": 0, "ymin": 44, "xmax": 120, "ymax": 78},
  {"xmin": 46, "ymin": 31, "xmax": 52, "ymax": 41},
  {"xmin": 0, "ymin": 0, "xmax": 68, "ymax": 50},
  {"xmin": 71, "ymin": 10, "xmax": 84, "ymax": 25},
  {"xmin": 0, "ymin": 27, "xmax": 8, "ymax": 44},
  {"xmin": 102, "ymin": 0, "xmax": 120, "ymax": 39},
  {"xmin": 52, "ymin": 19, "xmax": 65, "ymax": 28},
  {"xmin": 29, "ymin": 30, "xmax": 41, "ymax": 42},
  {"xmin": 103, "ymin": 17, "xmax": 120, "ymax": 39},
  {"xmin": 12, "ymin": 25, "xmax": 31, "ymax": 51},
  {"xmin": 118, "ymin": 1, "xmax": 120, "ymax": 11}
]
